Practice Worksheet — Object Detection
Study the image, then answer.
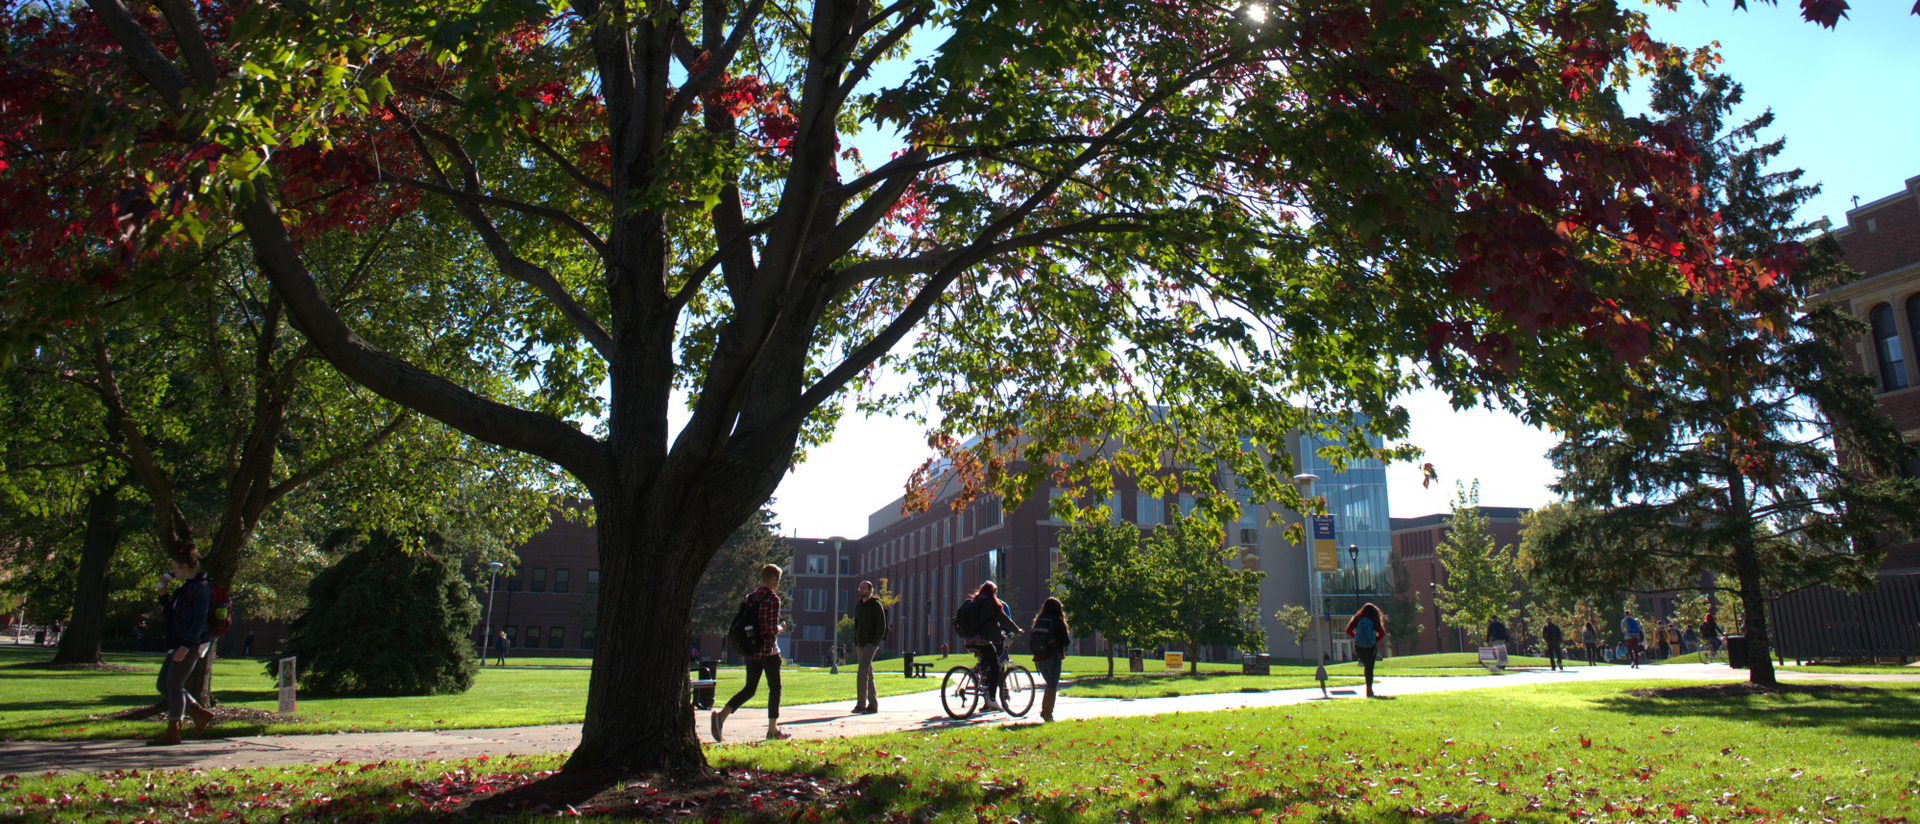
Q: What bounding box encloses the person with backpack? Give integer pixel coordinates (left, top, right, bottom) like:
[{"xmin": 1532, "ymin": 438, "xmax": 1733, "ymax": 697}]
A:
[
  {"xmin": 1541, "ymin": 616, "xmax": 1564, "ymax": 671},
  {"xmin": 1484, "ymin": 616, "xmax": 1509, "ymax": 649},
  {"xmin": 957, "ymin": 581, "xmax": 1021, "ymax": 712},
  {"xmin": 1344, "ymin": 603, "xmax": 1387, "ymax": 697},
  {"xmin": 150, "ymin": 545, "xmax": 214, "ymax": 746},
  {"xmin": 1582, "ymin": 621, "xmax": 1599, "ymax": 666},
  {"xmin": 1700, "ymin": 612, "xmax": 1722, "ymax": 663},
  {"xmin": 1029, "ymin": 597, "xmax": 1071, "ymax": 722},
  {"xmin": 851, "ymin": 580, "xmax": 888, "ymax": 714},
  {"xmin": 712, "ymin": 564, "xmax": 788, "ymax": 742},
  {"xmin": 1620, "ymin": 614, "xmax": 1643, "ymax": 668}
]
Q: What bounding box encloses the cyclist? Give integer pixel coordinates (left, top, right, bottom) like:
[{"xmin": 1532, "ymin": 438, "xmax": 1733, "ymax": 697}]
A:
[{"xmin": 960, "ymin": 581, "xmax": 1022, "ymax": 711}]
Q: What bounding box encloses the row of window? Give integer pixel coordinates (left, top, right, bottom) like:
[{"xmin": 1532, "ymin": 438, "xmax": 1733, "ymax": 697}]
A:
[
  {"xmin": 866, "ymin": 498, "xmax": 1007, "ymax": 570},
  {"xmin": 499, "ymin": 625, "xmax": 596, "ymax": 650},
  {"xmin": 1869, "ymin": 298, "xmax": 1920, "ymax": 393},
  {"xmin": 802, "ymin": 555, "xmax": 852, "ymax": 575},
  {"xmin": 799, "ymin": 588, "xmax": 850, "ymax": 613},
  {"xmin": 500, "ymin": 568, "xmax": 600, "ymax": 594}
]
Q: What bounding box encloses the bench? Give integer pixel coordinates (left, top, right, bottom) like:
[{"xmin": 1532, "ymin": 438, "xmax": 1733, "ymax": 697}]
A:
[
  {"xmin": 690, "ymin": 669, "xmax": 719, "ymax": 710},
  {"xmin": 909, "ymin": 662, "xmax": 932, "ymax": 678},
  {"xmin": 1477, "ymin": 644, "xmax": 1509, "ymax": 673}
]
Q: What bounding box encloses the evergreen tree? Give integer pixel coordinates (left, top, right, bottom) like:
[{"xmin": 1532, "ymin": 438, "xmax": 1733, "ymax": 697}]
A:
[
  {"xmin": 273, "ymin": 532, "xmax": 482, "ymax": 696},
  {"xmin": 1521, "ymin": 68, "xmax": 1920, "ymax": 685},
  {"xmin": 689, "ymin": 509, "xmax": 790, "ymax": 638},
  {"xmin": 1432, "ymin": 482, "xmax": 1520, "ymax": 644}
]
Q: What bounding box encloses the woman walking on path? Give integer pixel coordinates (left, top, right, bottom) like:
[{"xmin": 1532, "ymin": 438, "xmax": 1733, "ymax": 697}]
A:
[
  {"xmin": 1029, "ymin": 598, "xmax": 1071, "ymax": 721},
  {"xmin": 851, "ymin": 580, "xmax": 888, "ymax": 714},
  {"xmin": 712, "ymin": 564, "xmax": 788, "ymax": 741},
  {"xmin": 1700, "ymin": 612, "xmax": 1723, "ymax": 663},
  {"xmin": 1582, "ymin": 621, "xmax": 1599, "ymax": 666},
  {"xmin": 151, "ymin": 547, "xmax": 214, "ymax": 746},
  {"xmin": 1345, "ymin": 603, "xmax": 1388, "ymax": 697}
]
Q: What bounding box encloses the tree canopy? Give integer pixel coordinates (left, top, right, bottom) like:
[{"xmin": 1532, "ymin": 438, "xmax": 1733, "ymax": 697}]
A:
[
  {"xmin": 1431, "ymin": 482, "xmax": 1520, "ymax": 643},
  {"xmin": 1057, "ymin": 520, "xmax": 1264, "ymax": 672}
]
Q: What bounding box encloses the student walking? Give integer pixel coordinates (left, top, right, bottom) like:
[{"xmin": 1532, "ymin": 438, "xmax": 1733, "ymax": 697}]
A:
[
  {"xmin": 1029, "ymin": 597, "xmax": 1071, "ymax": 721},
  {"xmin": 150, "ymin": 547, "xmax": 214, "ymax": 746},
  {"xmin": 959, "ymin": 581, "xmax": 1022, "ymax": 712},
  {"xmin": 1620, "ymin": 614, "xmax": 1643, "ymax": 668},
  {"xmin": 1700, "ymin": 612, "xmax": 1723, "ymax": 663},
  {"xmin": 713, "ymin": 564, "xmax": 788, "ymax": 741},
  {"xmin": 1485, "ymin": 616, "xmax": 1509, "ymax": 650},
  {"xmin": 492, "ymin": 630, "xmax": 508, "ymax": 666},
  {"xmin": 1582, "ymin": 621, "xmax": 1599, "ymax": 666},
  {"xmin": 1655, "ymin": 621, "xmax": 1672, "ymax": 660},
  {"xmin": 1542, "ymin": 617, "xmax": 1565, "ymax": 671},
  {"xmin": 851, "ymin": 580, "xmax": 888, "ymax": 714},
  {"xmin": 1346, "ymin": 603, "xmax": 1388, "ymax": 697}
]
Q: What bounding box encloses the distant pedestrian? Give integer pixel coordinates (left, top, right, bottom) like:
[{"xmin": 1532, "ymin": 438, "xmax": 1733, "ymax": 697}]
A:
[
  {"xmin": 1667, "ymin": 624, "xmax": 1683, "ymax": 658},
  {"xmin": 959, "ymin": 581, "xmax": 1023, "ymax": 712},
  {"xmin": 150, "ymin": 546, "xmax": 214, "ymax": 746},
  {"xmin": 1700, "ymin": 613, "xmax": 1723, "ymax": 663},
  {"xmin": 1615, "ymin": 642, "xmax": 1627, "ymax": 662},
  {"xmin": 1542, "ymin": 617, "xmax": 1564, "ymax": 671},
  {"xmin": 1485, "ymin": 617, "xmax": 1509, "ymax": 649},
  {"xmin": 493, "ymin": 630, "xmax": 508, "ymax": 667},
  {"xmin": 1030, "ymin": 597, "xmax": 1072, "ymax": 720},
  {"xmin": 851, "ymin": 580, "xmax": 888, "ymax": 714},
  {"xmin": 1346, "ymin": 602, "xmax": 1388, "ymax": 697},
  {"xmin": 712, "ymin": 564, "xmax": 788, "ymax": 741},
  {"xmin": 1582, "ymin": 621, "xmax": 1599, "ymax": 666},
  {"xmin": 1621, "ymin": 614, "xmax": 1643, "ymax": 667},
  {"xmin": 242, "ymin": 631, "xmax": 254, "ymax": 657},
  {"xmin": 690, "ymin": 644, "xmax": 701, "ymax": 666},
  {"xmin": 1655, "ymin": 621, "xmax": 1671, "ymax": 661}
]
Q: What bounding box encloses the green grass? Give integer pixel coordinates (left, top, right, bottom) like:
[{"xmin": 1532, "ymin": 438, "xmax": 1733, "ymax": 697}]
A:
[
  {"xmin": 1063, "ymin": 669, "xmax": 1362, "ymax": 698},
  {"xmin": 8, "ymin": 680, "xmax": 1918, "ymax": 822},
  {"xmin": 0, "ymin": 647, "xmax": 935, "ymax": 741},
  {"xmin": 1781, "ymin": 663, "xmax": 1920, "ymax": 674}
]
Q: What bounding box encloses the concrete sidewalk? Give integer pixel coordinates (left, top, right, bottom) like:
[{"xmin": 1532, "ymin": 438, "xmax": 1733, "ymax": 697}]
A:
[{"xmin": 4, "ymin": 661, "xmax": 1910, "ymax": 775}]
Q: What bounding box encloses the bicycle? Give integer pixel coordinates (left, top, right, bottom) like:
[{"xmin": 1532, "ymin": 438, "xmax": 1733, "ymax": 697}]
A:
[{"xmin": 941, "ymin": 644, "xmax": 1035, "ymax": 718}]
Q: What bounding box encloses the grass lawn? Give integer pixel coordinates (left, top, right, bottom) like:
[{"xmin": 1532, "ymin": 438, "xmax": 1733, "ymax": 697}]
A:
[
  {"xmin": 7, "ymin": 680, "xmax": 1918, "ymax": 822},
  {"xmin": 0, "ymin": 647, "xmax": 935, "ymax": 741}
]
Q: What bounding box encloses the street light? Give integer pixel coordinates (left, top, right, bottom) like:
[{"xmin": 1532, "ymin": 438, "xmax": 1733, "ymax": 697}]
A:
[
  {"xmin": 1290, "ymin": 474, "xmax": 1322, "ymax": 665},
  {"xmin": 1348, "ymin": 544, "xmax": 1360, "ymax": 595},
  {"xmin": 829, "ymin": 536, "xmax": 845, "ymax": 675},
  {"xmin": 482, "ymin": 561, "xmax": 504, "ymax": 661}
]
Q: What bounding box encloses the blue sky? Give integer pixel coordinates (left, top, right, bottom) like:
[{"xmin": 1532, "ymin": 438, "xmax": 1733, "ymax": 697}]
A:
[{"xmin": 765, "ymin": 1, "xmax": 1920, "ymax": 539}]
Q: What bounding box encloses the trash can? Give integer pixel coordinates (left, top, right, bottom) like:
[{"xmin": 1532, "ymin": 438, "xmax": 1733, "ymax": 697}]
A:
[
  {"xmin": 903, "ymin": 650, "xmax": 916, "ymax": 679},
  {"xmin": 34, "ymin": 630, "xmax": 45, "ymax": 646},
  {"xmin": 1725, "ymin": 635, "xmax": 1748, "ymax": 669},
  {"xmin": 693, "ymin": 660, "xmax": 718, "ymax": 710}
]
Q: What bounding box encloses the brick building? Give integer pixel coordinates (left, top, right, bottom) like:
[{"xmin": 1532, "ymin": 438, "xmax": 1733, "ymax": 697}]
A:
[
  {"xmin": 1811, "ymin": 172, "xmax": 1920, "ymax": 575},
  {"xmin": 1389, "ymin": 507, "xmax": 1529, "ymax": 654},
  {"xmin": 471, "ymin": 508, "xmax": 602, "ymax": 658}
]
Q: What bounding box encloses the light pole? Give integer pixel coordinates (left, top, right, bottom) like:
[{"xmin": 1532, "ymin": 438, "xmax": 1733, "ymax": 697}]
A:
[
  {"xmin": 829, "ymin": 536, "xmax": 845, "ymax": 674},
  {"xmin": 1290, "ymin": 473, "xmax": 1321, "ymax": 665},
  {"xmin": 1348, "ymin": 544, "xmax": 1360, "ymax": 596},
  {"xmin": 482, "ymin": 561, "xmax": 504, "ymax": 661}
]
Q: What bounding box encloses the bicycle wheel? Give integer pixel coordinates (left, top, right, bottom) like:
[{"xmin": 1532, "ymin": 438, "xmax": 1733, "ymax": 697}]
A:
[
  {"xmin": 941, "ymin": 666, "xmax": 979, "ymax": 718},
  {"xmin": 1000, "ymin": 666, "xmax": 1036, "ymax": 717}
]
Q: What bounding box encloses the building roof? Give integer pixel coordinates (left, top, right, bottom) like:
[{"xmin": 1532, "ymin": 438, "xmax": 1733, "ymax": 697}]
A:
[{"xmin": 1389, "ymin": 506, "xmax": 1532, "ymax": 532}]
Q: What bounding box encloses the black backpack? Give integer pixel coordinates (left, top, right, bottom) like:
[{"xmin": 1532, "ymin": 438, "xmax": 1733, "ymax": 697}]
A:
[
  {"xmin": 952, "ymin": 598, "xmax": 984, "ymax": 639},
  {"xmin": 1027, "ymin": 616, "xmax": 1059, "ymax": 655},
  {"xmin": 727, "ymin": 592, "xmax": 767, "ymax": 655}
]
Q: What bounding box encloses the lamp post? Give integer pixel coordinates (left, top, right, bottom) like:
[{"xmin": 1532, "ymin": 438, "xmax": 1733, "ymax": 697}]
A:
[
  {"xmin": 829, "ymin": 536, "xmax": 845, "ymax": 675},
  {"xmin": 1348, "ymin": 544, "xmax": 1360, "ymax": 596},
  {"xmin": 482, "ymin": 561, "xmax": 504, "ymax": 658},
  {"xmin": 1290, "ymin": 473, "xmax": 1321, "ymax": 664}
]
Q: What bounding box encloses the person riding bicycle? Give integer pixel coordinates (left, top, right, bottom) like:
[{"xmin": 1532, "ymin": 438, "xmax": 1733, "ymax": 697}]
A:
[{"xmin": 959, "ymin": 581, "xmax": 1022, "ymax": 711}]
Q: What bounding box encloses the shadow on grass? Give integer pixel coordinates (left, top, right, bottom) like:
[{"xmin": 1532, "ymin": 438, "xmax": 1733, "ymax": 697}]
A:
[
  {"xmin": 1587, "ymin": 684, "xmax": 1920, "ymax": 740},
  {"xmin": 0, "ymin": 693, "xmax": 159, "ymax": 714}
]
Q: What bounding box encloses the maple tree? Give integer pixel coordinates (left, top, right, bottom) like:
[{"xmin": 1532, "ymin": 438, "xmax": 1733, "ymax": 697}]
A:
[
  {"xmin": 1430, "ymin": 481, "xmax": 1521, "ymax": 645},
  {"xmin": 0, "ymin": 0, "xmax": 1840, "ymax": 774}
]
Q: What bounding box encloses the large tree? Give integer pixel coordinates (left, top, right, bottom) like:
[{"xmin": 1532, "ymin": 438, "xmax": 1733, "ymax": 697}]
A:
[
  {"xmin": 1518, "ymin": 67, "xmax": 1920, "ymax": 685},
  {"xmin": 1431, "ymin": 481, "xmax": 1520, "ymax": 645},
  {"xmin": 1057, "ymin": 520, "xmax": 1263, "ymax": 674},
  {"xmin": 3, "ymin": 0, "xmax": 1840, "ymax": 774}
]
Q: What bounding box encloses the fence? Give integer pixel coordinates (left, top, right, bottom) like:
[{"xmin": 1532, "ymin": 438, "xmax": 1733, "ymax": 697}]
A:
[{"xmin": 1770, "ymin": 574, "xmax": 1920, "ymax": 662}]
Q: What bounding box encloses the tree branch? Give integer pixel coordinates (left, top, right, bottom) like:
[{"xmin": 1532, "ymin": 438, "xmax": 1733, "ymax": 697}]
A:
[
  {"xmin": 264, "ymin": 411, "xmax": 411, "ymax": 507},
  {"xmin": 151, "ymin": 0, "xmax": 217, "ymax": 89},
  {"xmin": 663, "ymin": 0, "xmax": 769, "ymax": 131},
  {"xmin": 82, "ymin": 0, "xmax": 189, "ymax": 106},
  {"xmin": 383, "ymin": 171, "xmax": 611, "ymax": 259},
  {"xmin": 519, "ymin": 130, "xmax": 614, "ymax": 199}
]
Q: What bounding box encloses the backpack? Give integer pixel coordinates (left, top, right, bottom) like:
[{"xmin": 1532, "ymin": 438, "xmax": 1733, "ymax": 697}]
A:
[
  {"xmin": 727, "ymin": 592, "xmax": 767, "ymax": 656},
  {"xmin": 1354, "ymin": 617, "xmax": 1377, "ymax": 648},
  {"xmin": 953, "ymin": 598, "xmax": 985, "ymax": 639},
  {"xmin": 1028, "ymin": 616, "xmax": 1059, "ymax": 655},
  {"xmin": 1623, "ymin": 617, "xmax": 1641, "ymax": 638},
  {"xmin": 207, "ymin": 585, "xmax": 232, "ymax": 638}
]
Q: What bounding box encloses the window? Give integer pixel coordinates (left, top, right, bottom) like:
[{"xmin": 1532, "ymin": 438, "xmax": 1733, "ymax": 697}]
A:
[
  {"xmin": 1873, "ymin": 303, "xmax": 1908, "ymax": 392},
  {"xmin": 806, "ymin": 588, "xmax": 827, "ymax": 611},
  {"xmin": 838, "ymin": 555, "xmax": 850, "ymax": 575},
  {"xmin": 531, "ymin": 568, "xmax": 547, "ymax": 593},
  {"xmin": 581, "ymin": 627, "xmax": 596, "ymax": 650},
  {"xmin": 504, "ymin": 626, "xmax": 518, "ymax": 647},
  {"xmin": 806, "ymin": 554, "xmax": 827, "ymax": 574},
  {"xmin": 523, "ymin": 626, "xmax": 540, "ymax": 648},
  {"xmin": 1137, "ymin": 494, "xmax": 1163, "ymax": 526},
  {"xmin": 585, "ymin": 570, "xmax": 599, "ymax": 595},
  {"xmin": 1240, "ymin": 528, "xmax": 1258, "ymax": 546},
  {"xmin": 506, "ymin": 572, "xmax": 521, "ymax": 593},
  {"xmin": 837, "ymin": 589, "xmax": 849, "ymax": 613},
  {"xmin": 979, "ymin": 497, "xmax": 1003, "ymax": 529},
  {"xmin": 549, "ymin": 626, "xmax": 564, "ymax": 648},
  {"xmin": 803, "ymin": 624, "xmax": 826, "ymax": 641},
  {"xmin": 1101, "ymin": 493, "xmax": 1120, "ymax": 523},
  {"xmin": 554, "ymin": 569, "xmax": 569, "ymax": 593},
  {"xmin": 1179, "ymin": 493, "xmax": 1197, "ymax": 520}
]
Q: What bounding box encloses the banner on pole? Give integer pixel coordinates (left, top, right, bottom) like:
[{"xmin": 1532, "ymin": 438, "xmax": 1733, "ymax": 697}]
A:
[{"xmin": 1312, "ymin": 515, "xmax": 1339, "ymax": 572}]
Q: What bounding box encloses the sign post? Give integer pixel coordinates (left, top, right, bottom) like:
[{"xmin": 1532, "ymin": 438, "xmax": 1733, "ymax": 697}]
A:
[
  {"xmin": 277, "ymin": 657, "xmax": 297, "ymax": 714},
  {"xmin": 1163, "ymin": 651, "xmax": 1183, "ymax": 671}
]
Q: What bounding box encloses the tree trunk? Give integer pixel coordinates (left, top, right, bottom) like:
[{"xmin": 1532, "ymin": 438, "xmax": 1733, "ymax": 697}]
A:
[
  {"xmin": 563, "ymin": 497, "xmax": 712, "ymax": 774},
  {"xmin": 52, "ymin": 485, "xmax": 125, "ymax": 666}
]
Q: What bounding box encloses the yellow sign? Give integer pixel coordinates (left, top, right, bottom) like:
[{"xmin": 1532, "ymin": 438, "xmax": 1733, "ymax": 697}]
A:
[
  {"xmin": 1164, "ymin": 652, "xmax": 1183, "ymax": 670},
  {"xmin": 1312, "ymin": 515, "xmax": 1339, "ymax": 572}
]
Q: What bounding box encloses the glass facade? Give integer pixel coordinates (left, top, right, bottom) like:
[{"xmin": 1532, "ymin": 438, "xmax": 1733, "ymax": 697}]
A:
[{"xmin": 1297, "ymin": 424, "xmax": 1390, "ymax": 618}]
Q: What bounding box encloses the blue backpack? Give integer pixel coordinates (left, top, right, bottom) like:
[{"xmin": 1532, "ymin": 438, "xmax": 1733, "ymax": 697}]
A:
[{"xmin": 1355, "ymin": 617, "xmax": 1377, "ymax": 648}]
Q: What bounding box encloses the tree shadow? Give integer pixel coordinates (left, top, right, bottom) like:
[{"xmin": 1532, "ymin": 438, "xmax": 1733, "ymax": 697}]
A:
[{"xmin": 1586, "ymin": 685, "xmax": 1920, "ymax": 740}]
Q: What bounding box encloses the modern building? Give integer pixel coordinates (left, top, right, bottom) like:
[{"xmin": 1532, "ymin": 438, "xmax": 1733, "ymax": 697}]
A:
[{"xmin": 1814, "ymin": 172, "xmax": 1920, "ymax": 576}]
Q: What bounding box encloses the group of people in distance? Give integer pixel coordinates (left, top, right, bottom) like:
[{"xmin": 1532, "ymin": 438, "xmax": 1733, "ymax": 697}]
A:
[{"xmin": 1486, "ymin": 611, "xmax": 1729, "ymax": 670}]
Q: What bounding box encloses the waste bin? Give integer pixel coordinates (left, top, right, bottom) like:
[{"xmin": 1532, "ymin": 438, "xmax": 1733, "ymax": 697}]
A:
[
  {"xmin": 1725, "ymin": 635, "xmax": 1748, "ymax": 669},
  {"xmin": 34, "ymin": 630, "xmax": 45, "ymax": 646},
  {"xmin": 903, "ymin": 650, "xmax": 916, "ymax": 679},
  {"xmin": 693, "ymin": 659, "xmax": 718, "ymax": 710}
]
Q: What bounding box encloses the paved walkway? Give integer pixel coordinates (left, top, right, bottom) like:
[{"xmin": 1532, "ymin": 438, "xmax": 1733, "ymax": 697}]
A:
[{"xmin": 4, "ymin": 662, "xmax": 1912, "ymax": 775}]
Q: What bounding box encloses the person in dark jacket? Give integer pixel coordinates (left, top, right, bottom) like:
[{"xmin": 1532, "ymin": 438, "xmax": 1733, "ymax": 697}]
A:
[
  {"xmin": 712, "ymin": 564, "xmax": 787, "ymax": 741},
  {"xmin": 1700, "ymin": 612, "xmax": 1723, "ymax": 663},
  {"xmin": 1030, "ymin": 597, "xmax": 1071, "ymax": 721},
  {"xmin": 1542, "ymin": 617, "xmax": 1564, "ymax": 671},
  {"xmin": 150, "ymin": 547, "xmax": 214, "ymax": 746},
  {"xmin": 492, "ymin": 630, "xmax": 508, "ymax": 666},
  {"xmin": 1582, "ymin": 621, "xmax": 1600, "ymax": 666},
  {"xmin": 851, "ymin": 580, "xmax": 889, "ymax": 714},
  {"xmin": 961, "ymin": 581, "xmax": 1022, "ymax": 712},
  {"xmin": 1485, "ymin": 617, "xmax": 1509, "ymax": 647},
  {"xmin": 1345, "ymin": 603, "xmax": 1388, "ymax": 697}
]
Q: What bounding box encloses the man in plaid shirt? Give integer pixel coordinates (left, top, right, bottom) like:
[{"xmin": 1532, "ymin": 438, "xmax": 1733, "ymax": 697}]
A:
[{"xmin": 712, "ymin": 564, "xmax": 788, "ymax": 741}]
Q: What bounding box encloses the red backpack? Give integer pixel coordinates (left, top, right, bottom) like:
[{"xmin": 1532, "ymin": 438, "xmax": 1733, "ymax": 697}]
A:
[{"xmin": 208, "ymin": 585, "xmax": 233, "ymax": 638}]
